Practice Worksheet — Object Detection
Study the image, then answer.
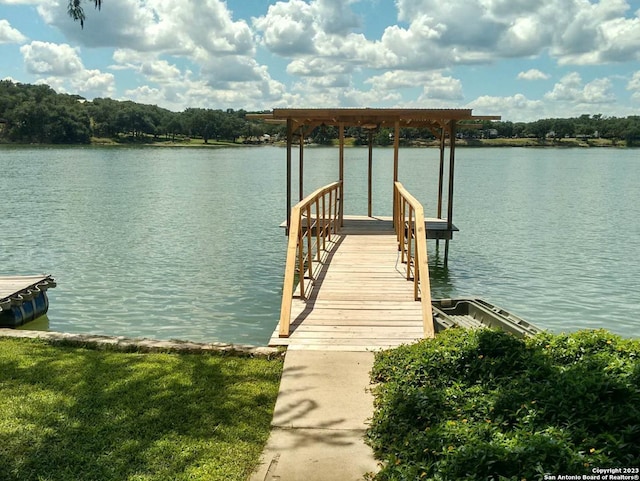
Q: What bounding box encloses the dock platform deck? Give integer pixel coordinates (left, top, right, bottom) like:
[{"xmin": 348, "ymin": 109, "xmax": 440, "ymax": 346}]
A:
[
  {"xmin": 0, "ymin": 275, "xmax": 56, "ymax": 328},
  {"xmin": 269, "ymin": 216, "xmax": 426, "ymax": 351},
  {"xmin": 0, "ymin": 275, "xmax": 55, "ymax": 301},
  {"xmin": 280, "ymin": 215, "xmax": 457, "ymax": 240}
]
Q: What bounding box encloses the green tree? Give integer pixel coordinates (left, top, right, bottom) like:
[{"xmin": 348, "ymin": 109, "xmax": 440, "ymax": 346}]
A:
[
  {"xmin": 311, "ymin": 125, "xmax": 337, "ymax": 145},
  {"xmin": 551, "ymin": 118, "xmax": 575, "ymax": 140},
  {"xmin": 86, "ymin": 97, "xmax": 121, "ymax": 138},
  {"xmin": 374, "ymin": 128, "xmax": 392, "ymax": 146},
  {"xmin": 525, "ymin": 119, "xmax": 551, "ymax": 139},
  {"xmin": 495, "ymin": 121, "xmax": 515, "ymax": 138},
  {"xmin": 162, "ymin": 115, "xmax": 184, "ymax": 141}
]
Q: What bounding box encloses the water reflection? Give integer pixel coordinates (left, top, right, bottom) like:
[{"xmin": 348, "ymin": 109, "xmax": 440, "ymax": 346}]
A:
[
  {"xmin": 17, "ymin": 315, "xmax": 50, "ymax": 331},
  {"xmin": 428, "ymin": 245, "xmax": 456, "ymax": 299}
]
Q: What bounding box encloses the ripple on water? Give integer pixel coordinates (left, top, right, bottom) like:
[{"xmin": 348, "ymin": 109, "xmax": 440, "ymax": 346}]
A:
[{"xmin": 2, "ymin": 146, "xmax": 639, "ymax": 342}]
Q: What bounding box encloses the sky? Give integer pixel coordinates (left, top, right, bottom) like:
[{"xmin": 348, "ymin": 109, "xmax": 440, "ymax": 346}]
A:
[{"xmin": 1, "ymin": 0, "xmax": 640, "ymax": 122}]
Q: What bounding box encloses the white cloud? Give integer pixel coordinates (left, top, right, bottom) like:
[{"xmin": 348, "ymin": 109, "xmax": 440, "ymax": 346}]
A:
[
  {"xmin": 18, "ymin": 40, "xmax": 116, "ymax": 98},
  {"xmin": 0, "ymin": 19, "xmax": 27, "ymax": 44},
  {"xmin": 550, "ymin": 0, "xmax": 640, "ymax": 64},
  {"xmin": 200, "ymin": 56, "xmax": 265, "ymax": 85},
  {"xmin": 286, "ymin": 57, "xmax": 352, "ymax": 77},
  {"xmin": 20, "ymin": 41, "xmax": 84, "ymax": 75},
  {"xmin": 300, "ymin": 74, "xmax": 351, "ymax": 89},
  {"xmin": 7, "ymin": 0, "xmax": 639, "ymax": 116},
  {"xmin": 287, "ymin": 79, "xmax": 402, "ymax": 108},
  {"xmin": 112, "ymin": 49, "xmax": 183, "ymax": 84},
  {"xmin": 366, "ymin": 71, "xmax": 464, "ymax": 101},
  {"xmin": 252, "ymin": 0, "xmax": 317, "ymax": 55},
  {"xmin": 394, "ymin": 0, "xmax": 640, "ymax": 66},
  {"xmin": 38, "ymin": 69, "xmax": 116, "ymax": 99},
  {"xmin": 78, "ymin": 69, "xmax": 115, "ymax": 95},
  {"xmin": 467, "ymin": 93, "xmax": 545, "ymax": 122},
  {"xmin": 545, "ymin": 72, "xmax": 615, "ymax": 104},
  {"xmin": 518, "ymin": 69, "xmax": 550, "ymax": 81},
  {"xmin": 313, "ymin": 0, "xmax": 361, "ymax": 35},
  {"xmin": 0, "ymin": 0, "xmax": 46, "ymax": 4},
  {"xmin": 626, "ymin": 71, "xmax": 640, "ymax": 101},
  {"xmin": 39, "ymin": 0, "xmax": 255, "ymax": 56},
  {"xmin": 38, "ymin": 0, "xmax": 154, "ymax": 49},
  {"xmin": 252, "ymin": 0, "xmax": 640, "ymax": 79},
  {"xmin": 36, "ymin": 0, "xmax": 280, "ymax": 107},
  {"xmin": 113, "ymin": 52, "xmax": 288, "ymax": 111},
  {"xmin": 421, "ymin": 77, "xmax": 464, "ymax": 101}
]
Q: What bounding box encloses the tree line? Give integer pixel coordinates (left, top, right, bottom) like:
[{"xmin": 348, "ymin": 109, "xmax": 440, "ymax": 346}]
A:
[
  {"xmin": 1, "ymin": 80, "xmax": 639, "ymax": 146},
  {"xmin": 0, "ymin": 80, "xmax": 274, "ymax": 145}
]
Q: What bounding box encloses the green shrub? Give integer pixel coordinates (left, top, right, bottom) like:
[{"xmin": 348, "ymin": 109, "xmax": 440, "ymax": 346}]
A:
[{"xmin": 367, "ymin": 329, "xmax": 640, "ymax": 480}]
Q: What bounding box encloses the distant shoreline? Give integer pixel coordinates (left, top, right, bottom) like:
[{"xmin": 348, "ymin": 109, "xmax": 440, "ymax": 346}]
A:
[
  {"xmin": 0, "ymin": 137, "xmax": 632, "ymax": 148},
  {"xmin": 93, "ymin": 136, "xmax": 634, "ymax": 148}
]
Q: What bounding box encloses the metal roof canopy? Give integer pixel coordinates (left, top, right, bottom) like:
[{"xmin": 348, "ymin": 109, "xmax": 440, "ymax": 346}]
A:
[{"xmin": 253, "ymin": 108, "xmax": 501, "ymax": 265}]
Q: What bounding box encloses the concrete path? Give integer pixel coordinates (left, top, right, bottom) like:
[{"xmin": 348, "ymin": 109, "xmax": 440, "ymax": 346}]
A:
[{"xmin": 249, "ymin": 350, "xmax": 379, "ymax": 481}]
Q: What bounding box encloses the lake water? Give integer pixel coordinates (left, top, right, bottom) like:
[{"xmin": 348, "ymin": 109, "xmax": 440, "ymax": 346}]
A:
[{"xmin": 1, "ymin": 145, "xmax": 638, "ymax": 344}]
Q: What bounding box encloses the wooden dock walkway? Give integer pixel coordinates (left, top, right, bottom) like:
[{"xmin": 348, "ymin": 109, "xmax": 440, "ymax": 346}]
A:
[{"xmin": 269, "ymin": 216, "xmax": 426, "ymax": 351}]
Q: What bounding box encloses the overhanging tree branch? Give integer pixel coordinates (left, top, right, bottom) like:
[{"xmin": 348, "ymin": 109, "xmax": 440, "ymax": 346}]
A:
[{"xmin": 68, "ymin": 0, "xmax": 102, "ymax": 28}]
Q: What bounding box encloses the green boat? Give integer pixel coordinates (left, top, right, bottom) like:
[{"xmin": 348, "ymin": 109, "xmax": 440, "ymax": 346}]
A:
[{"xmin": 432, "ymin": 298, "xmax": 543, "ymax": 338}]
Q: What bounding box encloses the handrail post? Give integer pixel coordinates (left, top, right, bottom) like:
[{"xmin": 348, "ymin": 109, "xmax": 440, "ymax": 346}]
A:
[
  {"xmin": 407, "ymin": 204, "xmax": 413, "ymax": 280},
  {"xmin": 315, "ymin": 198, "xmax": 321, "ymax": 261},
  {"xmin": 279, "ymin": 205, "xmax": 301, "ymax": 337},
  {"xmin": 297, "ymin": 215, "xmax": 305, "ymax": 299},
  {"xmin": 278, "ymin": 181, "xmax": 342, "ymax": 337},
  {"xmin": 322, "ymin": 194, "xmax": 327, "ymax": 250},
  {"xmin": 306, "ymin": 204, "xmax": 313, "ymax": 286},
  {"xmin": 393, "ymin": 182, "xmax": 435, "ymax": 339}
]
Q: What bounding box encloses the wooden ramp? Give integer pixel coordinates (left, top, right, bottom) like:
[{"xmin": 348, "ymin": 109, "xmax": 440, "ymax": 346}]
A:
[{"xmin": 269, "ymin": 217, "xmax": 425, "ymax": 351}]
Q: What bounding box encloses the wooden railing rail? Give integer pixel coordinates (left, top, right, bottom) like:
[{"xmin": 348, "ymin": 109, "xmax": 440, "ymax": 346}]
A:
[
  {"xmin": 393, "ymin": 182, "xmax": 435, "ymax": 338},
  {"xmin": 279, "ymin": 181, "xmax": 342, "ymax": 337}
]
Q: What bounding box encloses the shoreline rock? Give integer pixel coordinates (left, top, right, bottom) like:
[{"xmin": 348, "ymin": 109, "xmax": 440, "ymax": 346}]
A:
[{"xmin": 0, "ymin": 328, "xmax": 282, "ymax": 358}]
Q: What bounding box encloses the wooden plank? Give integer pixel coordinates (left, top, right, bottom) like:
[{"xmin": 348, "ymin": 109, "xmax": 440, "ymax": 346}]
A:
[
  {"xmin": 270, "ymin": 325, "xmax": 422, "ymax": 339},
  {"xmin": 276, "ymin": 330, "xmax": 424, "ymax": 340},
  {"xmin": 293, "ymin": 319, "xmax": 421, "ymax": 326},
  {"xmin": 291, "ymin": 301, "xmax": 422, "ymax": 309},
  {"xmin": 0, "ymin": 275, "xmax": 53, "ymax": 300},
  {"xmin": 271, "ymin": 214, "xmax": 434, "ymax": 350},
  {"xmin": 287, "ymin": 344, "xmax": 400, "ymax": 352},
  {"xmin": 293, "ymin": 313, "xmax": 422, "ymax": 321},
  {"xmin": 270, "ymin": 337, "xmax": 421, "ymax": 346}
]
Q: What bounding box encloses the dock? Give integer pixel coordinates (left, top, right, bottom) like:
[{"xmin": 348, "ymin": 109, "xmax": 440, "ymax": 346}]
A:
[
  {"xmin": 0, "ymin": 275, "xmax": 56, "ymax": 328},
  {"xmin": 269, "ymin": 216, "xmax": 427, "ymax": 351},
  {"xmin": 254, "ymin": 180, "xmax": 437, "ymax": 480},
  {"xmin": 250, "ymin": 108, "xmax": 501, "ymax": 481}
]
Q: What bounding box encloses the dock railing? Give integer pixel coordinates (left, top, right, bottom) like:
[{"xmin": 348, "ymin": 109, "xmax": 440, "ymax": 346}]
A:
[
  {"xmin": 393, "ymin": 182, "xmax": 436, "ymax": 338},
  {"xmin": 279, "ymin": 181, "xmax": 342, "ymax": 337}
]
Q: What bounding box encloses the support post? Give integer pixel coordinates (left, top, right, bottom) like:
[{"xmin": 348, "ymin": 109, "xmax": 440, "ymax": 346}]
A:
[
  {"xmin": 393, "ymin": 120, "xmax": 400, "ymax": 182},
  {"xmin": 368, "ymin": 130, "xmax": 373, "ymax": 217},
  {"xmin": 339, "ymin": 123, "xmax": 345, "ymax": 226},
  {"xmin": 445, "ymin": 120, "xmax": 457, "ymax": 267},
  {"xmin": 436, "ymin": 126, "xmax": 446, "ymax": 249},
  {"xmin": 299, "ymin": 128, "xmax": 304, "ymax": 201},
  {"xmin": 286, "ymin": 118, "xmax": 293, "ymax": 231},
  {"xmin": 392, "ymin": 120, "xmax": 400, "ymax": 224},
  {"xmin": 437, "ymin": 126, "xmax": 446, "ymax": 219}
]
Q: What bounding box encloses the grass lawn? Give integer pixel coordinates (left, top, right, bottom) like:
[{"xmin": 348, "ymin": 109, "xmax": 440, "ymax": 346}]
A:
[
  {"xmin": 367, "ymin": 329, "xmax": 640, "ymax": 480},
  {"xmin": 0, "ymin": 337, "xmax": 282, "ymax": 481}
]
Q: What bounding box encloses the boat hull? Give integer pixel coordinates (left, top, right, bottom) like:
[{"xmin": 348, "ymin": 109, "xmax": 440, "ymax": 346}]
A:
[{"xmin": 432, "ymin": 298, "xmax": 542, "ymax": 338}]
